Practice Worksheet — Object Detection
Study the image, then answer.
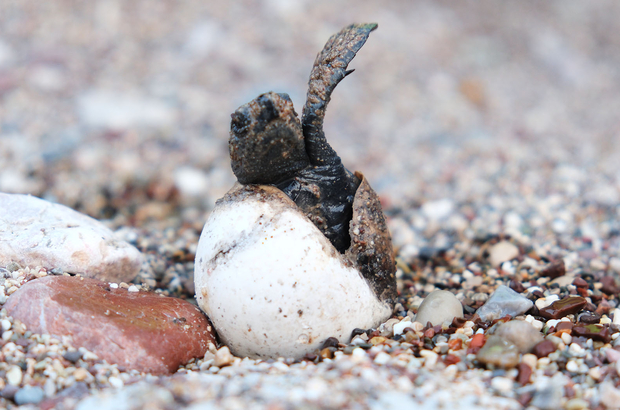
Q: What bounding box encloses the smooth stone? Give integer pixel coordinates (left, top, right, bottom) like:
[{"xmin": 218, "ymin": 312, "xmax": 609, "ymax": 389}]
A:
[
  {"xmin": 4, "ymin": 276, "xmax": 215, "ymax": 375},
  {"xmin": 530, "ymin": 374, "xmax": 566, "ymax": 410},
  {"xmin": 488, "ymin": 241, "xmax": 519, "ymax": 268},
  {"xmin": 539, "ymin": 261, "xmax": 566, "ymax": 279},
  {"xmin": 538, "ymin": 296, "xmax": 587, "ymax": 319},
  {"xmin": 476, "ymin": 285, "xmax": 533, "ymax": 322},
  {"xmin": 532, "ymin": 340, "xmax": 557, "ymax": 358},
  {"xmin": 475, "ymin": 335, "xmax": 520, "ymax": 368},
  {"xmin": 0, "ymin": 193, "xmax": 143, "ymax": 282},
  {"xmin": 415, "ymin": 290, "xmax": 463, "ymax": 326},
  {"xmin": 14, "ymin": 385, "xmax": 45, "ymax": 405},
  {"xmin": 600, "ymin": 381, "xmax": 620, "ymax": 410},
  {"xmin": 572, "ymin": 324, "xmax": 611, "ymax": 343},
  {"xmin": 493, "ymin": 320, "xmax": 543, "ymax": 353}
]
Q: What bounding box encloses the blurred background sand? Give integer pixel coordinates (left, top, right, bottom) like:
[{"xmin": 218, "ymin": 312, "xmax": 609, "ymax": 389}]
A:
[{"xmin": 1, "ymin": 0, "xmax": 619, "ymax": 222}]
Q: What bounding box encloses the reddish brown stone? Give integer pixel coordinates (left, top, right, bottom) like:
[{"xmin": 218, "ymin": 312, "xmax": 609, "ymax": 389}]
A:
[
  {"xmin": 595, "ymin": 299, "xmax": 612, "ymax": 316},
  {"xmin": 539, "ymin": 296, "xmax": 587, "ymax": 319},
  {"xmin": 600, "ymin": 276, "xmax": 619, "ymax": 295},
  {"xmin": 572, "ymin": 277, "xmax": 588, "ymax": 288},
  {"xmin": 572, "ymin": 324, "xmax": 611, "ymax": 343},
  {"xmin": 4, "ymin": 276, "xmax": 215, "ymax": 375},
  {"xmin": 517, "ymin": 362, "xmax": 532, "ymax": 384},
  {"xmin": 467, "ymin": 333, "xmax": 486, "ymax": 354},
  {"xmin": 532, "ymin": 340, "xmax": 556, "ymax": 358},
  {"xmin": 556, "ymin": 322, "xmax": 573, "ymax": 332},
  {"xmin": 443, "ymin": 354, "xmax": 461, "ymax": 365},
  {"xmin": 540, "ymin": 261, "xmax": 566, "ymax": 279}
]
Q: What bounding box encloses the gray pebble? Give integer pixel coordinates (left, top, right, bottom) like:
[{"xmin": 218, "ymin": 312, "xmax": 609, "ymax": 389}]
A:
[
  {"xmin": 530, "ymin": 376, "xmax": 565, "ymax": 410},
  {"xmin": 492, "ymin": 320, "xmax": 543, "ymax": 353},
  {"xmin": 476, "ymin": 285, "xmax": 533, "ymax": 322},
  {"xmin": 63, "ymin": 350, "xmax": 83, "ymax": 363},
  {"xmin": 14, "ymin": 385, "xmax": 45, "ymax": 405}
]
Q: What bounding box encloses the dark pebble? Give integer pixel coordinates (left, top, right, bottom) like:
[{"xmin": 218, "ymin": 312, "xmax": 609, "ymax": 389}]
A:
[
  {"xmin": 350, "ymin": 328, "xmax": 366, "ymax": 339},
  {"xmin": 320, "ymin": 337, "xmax": 339, "ymax": 350},
  {"xmin": 540, "ymin": 261, "xmax": 565, "ymax": 279},
  {"xmin": 572, "ymin": 277, "xmax": 588, "ymax": 288},
  {"xmin": 572, "ymin": 324, "xmax": 611, "ymax": 343},
  {"xmin": 63, "ymin": 350, "xmax": 83, "ymax": 363},
  {"xmin": 539, "ymin": 296, "xmax": 587, "ymax": 319},
  {"xmin": 509, "ymin": 280, "xmax": 525, "ymax": 293},
  {"xmin": 556, "ymin": 322, "xmax": 573, "ymax": 332},
  {"xmin": 578, "ymin": 312, "xmax": 601, "ymax": 324},
  {"xmin": 532, "ymin": 340, "xmax": 557, "ymax": 358},
  {"xmin": 451, "ymin": 316, "xmax": 467, "ymax": 328}
]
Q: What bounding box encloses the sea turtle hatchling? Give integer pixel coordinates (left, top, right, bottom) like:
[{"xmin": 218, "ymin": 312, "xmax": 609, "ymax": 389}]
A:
[{"xmin": 194, "ymin": 23, "xmax": 397, "ymax": 359}]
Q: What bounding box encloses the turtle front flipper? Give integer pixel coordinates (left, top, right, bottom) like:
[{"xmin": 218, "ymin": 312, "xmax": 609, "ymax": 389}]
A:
[{"xmin": 302, "ymin": 23, "xmax": 378, "ymax": 166}]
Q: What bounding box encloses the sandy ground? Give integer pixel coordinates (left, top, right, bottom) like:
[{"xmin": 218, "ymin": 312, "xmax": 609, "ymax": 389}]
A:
[{"xmin": 2, "ymin": 0, "xmax": 620, "ymax": 408}]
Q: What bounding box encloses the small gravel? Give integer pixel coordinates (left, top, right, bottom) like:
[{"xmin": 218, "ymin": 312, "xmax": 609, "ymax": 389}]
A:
[{"xmin": 2, "ymin": 1, "xmax": 620, "ymax": 409}]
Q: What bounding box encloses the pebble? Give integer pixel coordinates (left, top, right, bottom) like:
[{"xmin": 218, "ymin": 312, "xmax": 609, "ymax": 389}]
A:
[
  {"xmin": 532, "ymin": 340, "xmax": 557, "ymax": 358},
  {"xmin": 538, "ymin": 296, "xmax": 586, "ymax": 319},
  {"xmin": 600, "ymin": 381, "xmax": 620, "ymax": 409},
  {"xmin": 539, "ymin": 261, "xmax": 566, "ymax": 278},
  {"xmin": 535, "ymin": 294, "xmax": 560, "ymax": 310},
  {"xmin": 415, "ymin": 290, "xmax": 463, "ymax": 326},
  {"xmin": 63, "ymin": 350, "xmax": 84, "ymax": 363},
  {"xmin": 14, "ymin": 385, "xmax": 45, "ymax": 405},
  {"xmin": 530, "ymin": 374, "xmax": 566, "ymax": 410},
  {"xmin": 517, "ymin": 362, "xmax": 532, "ymax": 384},
  {"xmin": 5, "ymin": 275, "xmax": 215, "ymax": 374},
  {"xmin": 421, "ymin": 199, "xmax": 454, "ymax": 220},
  {"xmin": 493, "ymin": 320, "xmax": 543, "ymax": 353},
  {"xmin": 374, "ymin": 352, "xmax": 391, "ymax": 365},
  {"xmin": 392, "ymin": 320, "xmax": 413, "ymax": 336},
  {"xmin": 213, "ymin": 346, "xmax": 234, "ymax": 368},
  {"xmin": 476, "ymin": 285, "xmax": 533, "ymax": 322},
  {"xmin": 488, "ymin": 241, "xmax": 519, "ymax": 268},
  {"xmin": 476, "ymin": 335, "xmax": 520, "ymax": 368},
  {"xmin": 565, "ymin": 398, "xmax": 589, "ymax": 410},
  {"xmin": 6, "ymin": 365, "xmax": 23, "ymax": 386},
  {"xmin": 0, "ymin": 193, "xmax": 143, "ymax": 282},
  {"xmin": 572, "ymin": 323, "xmax": 611, "ymax": 343},
  {"xmin": 490, "ymin": 376, "xmax": 513, "ymax": 392}
]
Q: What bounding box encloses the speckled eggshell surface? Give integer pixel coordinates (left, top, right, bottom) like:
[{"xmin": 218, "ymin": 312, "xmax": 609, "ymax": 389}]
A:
[{"xmin": 194, "ymin": 183, "xmax": 392, "ymax": 359}]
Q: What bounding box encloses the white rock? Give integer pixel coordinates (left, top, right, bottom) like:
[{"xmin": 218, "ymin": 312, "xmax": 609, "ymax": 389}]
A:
[
  {"xmin": 0, "ymin": 193, "xmax": 143, "ymax": 282},
  {"xmin": 415, "ymin": 290, "xmax": 463, "ymax": 326},
  {"xmin": 6, "ymin": 365, "xmax": 22, "ymax": 386},
  {"xmin": 393, "ymin": 320, "xmax": 413, "ymax": 336},
  {"xmin": 488, "ymin": 241, "xmax": 520, "ymax": 267},
  {"xmin": 194, "ymin": 184, "xmax": 392, "ymax": 359}
]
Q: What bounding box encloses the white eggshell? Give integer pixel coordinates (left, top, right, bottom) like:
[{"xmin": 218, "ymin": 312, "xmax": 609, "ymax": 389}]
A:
[{"xmin": 194, "ymin": 184, "xmax": 392, "ymax": 359}]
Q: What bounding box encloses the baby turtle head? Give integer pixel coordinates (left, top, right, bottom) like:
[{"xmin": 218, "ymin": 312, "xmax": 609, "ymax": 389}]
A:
[{"xmin": 229, "ymin": 92, "xmax": 310, "ymax": 185}]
